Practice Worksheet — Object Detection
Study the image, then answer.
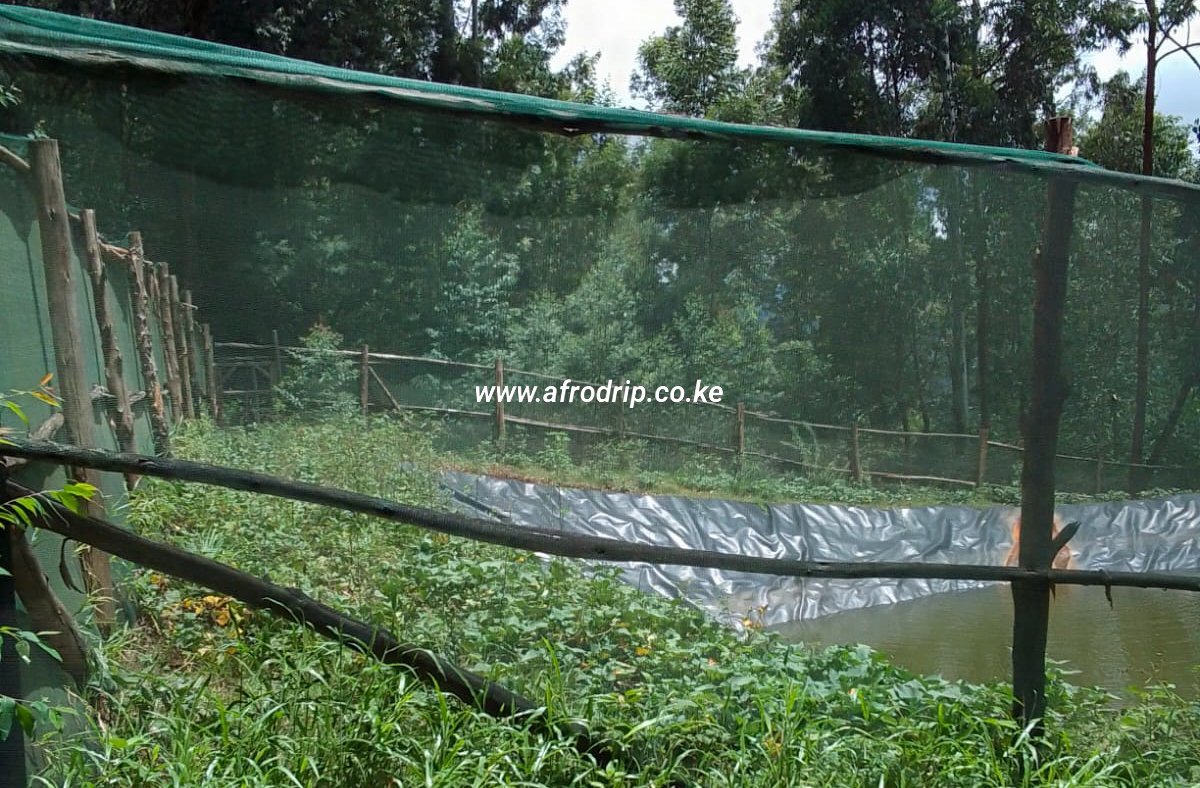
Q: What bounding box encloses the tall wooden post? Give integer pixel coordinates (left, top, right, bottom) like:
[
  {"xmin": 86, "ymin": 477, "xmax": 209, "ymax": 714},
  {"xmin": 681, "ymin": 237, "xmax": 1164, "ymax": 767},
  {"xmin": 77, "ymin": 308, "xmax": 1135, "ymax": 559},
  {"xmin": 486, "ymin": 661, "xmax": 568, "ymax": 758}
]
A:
[
  {"xmin": 0, "ymin": 482, "xmax": 26, "ymax": 786},
  {"xmin": 360, "ymin": 345, "xmax": 371, "ymax": 417},
  {"xmin": 1011, "ymin": 116, "xmax": 1077, "ymax": 739},
  {"xmin": 181, "ymin": 289, "xmax": 201, "ymax": 420},
  {"xmin": 493, "ymin": 356, "xmax": 506, "ymax": 444},
  {"xmin": 734, "ymin": 402, "xmax": 745, "ymax": 454},
  {"xmin": 850, "ymin": 423, "xmax": 863, "ymax": 483},
  {"xmin": 170, "ymin": 276, "xmax": 195, "ymax": 420},
  {"xmin": 271, "ymin": 329, "xmax": 284, "ymax": 385},
  {"xmin": 201, "ymin": 324, "xmax": 220, "ymax": 423},
  {"xmin": 156, "ymin": 263, "xmax": 184, "ymax": 424},
  {"xmin": 975, "ymin": 423, "xmax": 990, "ymax": 488},
  {"xmin": 128, "ymin": 233, "xmax": 171, "ymax": 454},
  {"xmin": 81, "ymin": 210, "xmax": 138, "ymax": 487},
  {"xmin": 29, "ymin": 138, "xmax": 116, "ymax": 631}
]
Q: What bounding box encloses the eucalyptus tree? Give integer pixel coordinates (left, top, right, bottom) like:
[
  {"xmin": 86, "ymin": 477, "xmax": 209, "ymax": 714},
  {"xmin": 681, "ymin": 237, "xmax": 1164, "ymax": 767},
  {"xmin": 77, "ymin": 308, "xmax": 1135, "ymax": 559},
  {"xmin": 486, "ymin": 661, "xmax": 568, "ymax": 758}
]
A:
[{"xmin": 1099, "ymin": 0, "xmax": 1200, "ymax": 481}]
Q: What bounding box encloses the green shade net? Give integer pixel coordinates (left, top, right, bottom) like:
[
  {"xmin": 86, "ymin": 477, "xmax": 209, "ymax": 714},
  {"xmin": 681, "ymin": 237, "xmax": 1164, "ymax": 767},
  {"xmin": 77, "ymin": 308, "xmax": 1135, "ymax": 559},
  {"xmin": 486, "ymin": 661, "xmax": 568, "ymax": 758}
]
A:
[{"xmin": 1, "ymin": 4, "xmax": 1198, "ymax": 494}]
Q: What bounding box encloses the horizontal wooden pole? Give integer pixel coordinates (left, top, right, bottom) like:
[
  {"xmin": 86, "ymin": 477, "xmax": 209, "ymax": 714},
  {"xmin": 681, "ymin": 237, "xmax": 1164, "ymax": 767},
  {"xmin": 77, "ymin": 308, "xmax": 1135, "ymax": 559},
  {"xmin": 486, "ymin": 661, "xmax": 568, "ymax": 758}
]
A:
[
  {"xmin": 3, "ymin": 440, "xmax": 1199, "ymax": 593},
  {"xmin": 0, "ymin": 144, "xmax": 31, "ymax": 176},
  {"xmin": 865, "ymin": 469, "xmax": 978, "ymax": 487},
  {"xmin": 2, "ymin": 478, "xmax": 608, "ymax": 763},
  {"xmin": 385, "ymin": 402, "xmax": 493, "ymax": 420}
]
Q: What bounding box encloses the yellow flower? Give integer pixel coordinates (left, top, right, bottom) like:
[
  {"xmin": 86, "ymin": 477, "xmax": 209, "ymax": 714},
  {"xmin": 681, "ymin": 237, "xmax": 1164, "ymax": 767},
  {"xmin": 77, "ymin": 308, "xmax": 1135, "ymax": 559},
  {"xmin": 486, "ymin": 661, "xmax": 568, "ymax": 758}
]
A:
[
  {"xmin": 764, "ymin": 733, "xmax": 782, "ymax": 758},
  {"xmin": 635, "ymin": 646, "xmax": 651, "ymax": 657},
  {"xmin": 214, "ymin": 610, "xmax": 231, "ymax": 627}
]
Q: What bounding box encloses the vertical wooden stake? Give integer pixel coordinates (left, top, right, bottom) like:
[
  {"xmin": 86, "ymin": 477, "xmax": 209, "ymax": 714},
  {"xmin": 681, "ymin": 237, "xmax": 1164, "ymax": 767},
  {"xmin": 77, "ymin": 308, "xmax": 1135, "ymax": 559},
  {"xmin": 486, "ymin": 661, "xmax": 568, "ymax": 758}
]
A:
[
  {"xmin": 128, "ymin": 233, "xmax": 171, "ymax": 454},
  {"xmin": 494, "ymin": 356, "xmax": 506, "ymax": 444},
  {"xmin": 81, "ymin": 210, "xmax": 139, "ymax": 488},
  {"xmin": 170, "ymin": 276, "xmax": 195, "ymax": 420},
  {"xmin": 29, "ymin": 138, "xmax": 115, "ymax": 632},
  {"xmin": 1011, "ymin": 116, "xmax": 1077, "ymax": 741},
  {"xmin": 0, "ymin": 482, "xmax": 27, "ymax": 786},
  {"xmin": 156, "ymin": 263, "xmax": 184, "ymax": 424},
  {"xmin": 975, "ymin": 423, "xmax": 990, "ymax": 488},
  {"xmin": 181, "ymin": 289, "xmax": 201, "ymax": 420},
  {"xmin": 271, "ymin": 329, "xmax": 284, "ymax": 386},
  {"xmin": 1094, "ymin": 453, "xmax": 1104, "ymax": 494},
  {"xmin": 360, "ymin": 345, "xmax": 371, "ymax": 417},
  {"xmin": 201, "ymin": 323, "xmax": 220, "ymax": 424},
  {"xmin": 735, "ymin": 402, "xmax": 746, "ymax": 455},
  {"xmin": 850, "ymin": 423, "xmax": 863, "ymax": 483}
]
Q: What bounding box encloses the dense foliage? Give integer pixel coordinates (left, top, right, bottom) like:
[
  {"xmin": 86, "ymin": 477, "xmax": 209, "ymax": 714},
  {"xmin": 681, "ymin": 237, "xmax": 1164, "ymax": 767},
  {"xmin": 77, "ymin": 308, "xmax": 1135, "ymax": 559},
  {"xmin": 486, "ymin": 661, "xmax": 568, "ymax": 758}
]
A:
[
  {"xmin": 1, "ymin": 2, "xmax": 1197, "ymax": 472},
  {"xmin": 28, "ymin": 419, "xmax": 1200, "ymax": 785}
]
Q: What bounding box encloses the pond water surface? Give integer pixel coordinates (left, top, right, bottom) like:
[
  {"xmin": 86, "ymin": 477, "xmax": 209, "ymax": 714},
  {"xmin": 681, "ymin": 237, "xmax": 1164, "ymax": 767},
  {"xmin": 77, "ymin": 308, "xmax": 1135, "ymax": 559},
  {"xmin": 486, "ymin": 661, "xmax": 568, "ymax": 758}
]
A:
[{"xmin": 774, "ymin": 585, "xmax": 1200, "ymax": 699}]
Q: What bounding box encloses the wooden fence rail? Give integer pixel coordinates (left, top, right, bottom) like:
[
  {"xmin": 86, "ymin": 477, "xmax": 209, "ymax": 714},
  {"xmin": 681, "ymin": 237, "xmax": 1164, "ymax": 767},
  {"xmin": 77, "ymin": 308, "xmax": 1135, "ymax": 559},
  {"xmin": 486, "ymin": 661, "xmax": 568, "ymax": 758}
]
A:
[
  {"xmin": 215, "ymin": 341, "xmax": 1200, "ymax": 491},
  {"xmin": 1, "ymin": 137, "xmax": 218, "ymax": 716},
  {"xmin": 5, "ymin": 440, "xmax": 1200, "ymax": 595}
]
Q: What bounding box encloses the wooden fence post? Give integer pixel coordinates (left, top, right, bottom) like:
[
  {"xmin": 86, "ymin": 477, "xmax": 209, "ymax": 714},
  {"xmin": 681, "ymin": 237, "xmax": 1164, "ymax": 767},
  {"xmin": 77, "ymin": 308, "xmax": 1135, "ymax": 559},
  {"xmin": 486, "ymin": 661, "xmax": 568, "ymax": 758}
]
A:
[
  {"xmin": 360, "ymin": 345, "xmax": 370, "ymax": 417},
  {"xmin": 975, "ymin": 423, "xmax": 990, "ymax": 488},
  {"xmin": 201, "ymin": 323, "xmax": 220, "ymax": 423},
  {"xmin": 181, "ymin": 289, "xmax": 200, "ymax": 419},
  {"xmin": 128, "ymin": 233, "xmax": 171, "ymax": 453},
  {"xmin": 170, "ymin": 276, "xmax": 195, "ymax": 420},
  {"xmin": 494, "ymin": 356, "xmax": 506, "ymax": 444},
  {"xmin": 0, "ymin": 497, "xmax": 26, "ymax": 786},
  {"xmin": 29, "ymin": 138, "xmax": 116, "ymax": 632},
  {"xmin": 81, "ymin": 210, "xmax": 139, "ymax": 488},
  {"xmin": 734, "ymin": 402, "xmax": 746, "ymax": 462},
  {"xmin": 271, "ymin": 329, "xmax": 284, "ymax": 386},
  {"xmin": 1011, "ymin": 116, "xmax": 1077, "ymax": 742},
  {"xmin": 156, "ymin": 263, "xmax": 184, "ymax": 424},
  {"xmin": 850, "ymin": 423, "xmax": 863, "ymax": 483},
  {"xmin": 128, "ymin": 233, "xmax": 171, "ymax": 450}
]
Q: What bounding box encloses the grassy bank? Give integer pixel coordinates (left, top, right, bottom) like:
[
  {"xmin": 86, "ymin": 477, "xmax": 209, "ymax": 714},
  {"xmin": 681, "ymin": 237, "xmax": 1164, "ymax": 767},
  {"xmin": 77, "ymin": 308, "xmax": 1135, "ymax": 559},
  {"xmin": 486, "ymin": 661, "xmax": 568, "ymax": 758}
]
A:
[{"xmin": 32, "ymin": 417, "xmax": 1200, "ymax": 786}]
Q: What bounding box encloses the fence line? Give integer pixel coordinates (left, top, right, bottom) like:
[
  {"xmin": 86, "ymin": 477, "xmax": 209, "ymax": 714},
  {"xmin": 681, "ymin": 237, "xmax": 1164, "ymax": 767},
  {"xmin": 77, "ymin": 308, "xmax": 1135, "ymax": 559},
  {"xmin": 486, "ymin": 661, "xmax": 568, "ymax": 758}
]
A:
[
  {"xmin": 215, "ymin": 341, "xmax": 1200, "ymax": 491},
  {"xmin": 7, "ymin": 440, "xmax": 1200, "ymax": 595},
  {"xmin": 2, "ymin": 138, "xmax": 219, "ymax": 699}
]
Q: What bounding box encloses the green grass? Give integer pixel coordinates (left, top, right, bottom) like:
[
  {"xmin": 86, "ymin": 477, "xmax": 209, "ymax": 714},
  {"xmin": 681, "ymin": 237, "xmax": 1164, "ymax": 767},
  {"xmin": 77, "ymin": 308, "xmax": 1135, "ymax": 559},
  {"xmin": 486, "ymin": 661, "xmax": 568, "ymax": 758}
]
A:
[
  {"xmin": 441, "ymin": 428, "xmax": 1186, "ymax": 509},
  {"xmin": 29, "ymin": 416, "xmax": 1200, "ymax": 786}
]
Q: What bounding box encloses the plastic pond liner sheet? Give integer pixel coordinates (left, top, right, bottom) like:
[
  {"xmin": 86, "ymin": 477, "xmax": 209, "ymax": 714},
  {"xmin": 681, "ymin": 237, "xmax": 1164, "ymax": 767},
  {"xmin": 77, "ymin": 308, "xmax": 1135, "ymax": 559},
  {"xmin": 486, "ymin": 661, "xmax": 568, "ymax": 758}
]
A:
[{"xmin": 440, "ymin": 471, "xmax": 1200, "ymax": 630}]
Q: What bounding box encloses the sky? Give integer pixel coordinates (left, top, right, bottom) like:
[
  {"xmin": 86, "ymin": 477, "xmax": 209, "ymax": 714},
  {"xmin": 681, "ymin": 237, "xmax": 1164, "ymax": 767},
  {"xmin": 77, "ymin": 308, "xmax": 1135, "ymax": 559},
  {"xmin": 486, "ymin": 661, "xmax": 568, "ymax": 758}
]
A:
[{"xmin": 552, "ymin": 1, "xmax": 1199, "ymax": 126}]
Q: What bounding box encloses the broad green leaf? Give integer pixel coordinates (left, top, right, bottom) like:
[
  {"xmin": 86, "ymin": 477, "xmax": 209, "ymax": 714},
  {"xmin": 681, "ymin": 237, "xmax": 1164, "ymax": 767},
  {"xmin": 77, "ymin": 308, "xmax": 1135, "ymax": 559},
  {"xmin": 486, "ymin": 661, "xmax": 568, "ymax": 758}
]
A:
[{"xmin": 3, "ymin": 400, "xmax": 27, "ymax": 426}]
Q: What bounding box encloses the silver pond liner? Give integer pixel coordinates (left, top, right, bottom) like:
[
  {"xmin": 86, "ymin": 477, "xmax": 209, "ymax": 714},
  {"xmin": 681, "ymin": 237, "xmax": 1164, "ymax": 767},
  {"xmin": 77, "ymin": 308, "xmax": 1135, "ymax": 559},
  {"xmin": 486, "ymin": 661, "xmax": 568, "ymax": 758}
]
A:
[{"xmin": 441, "ymin": 471, "xmax": 1200, "ymax": 632}]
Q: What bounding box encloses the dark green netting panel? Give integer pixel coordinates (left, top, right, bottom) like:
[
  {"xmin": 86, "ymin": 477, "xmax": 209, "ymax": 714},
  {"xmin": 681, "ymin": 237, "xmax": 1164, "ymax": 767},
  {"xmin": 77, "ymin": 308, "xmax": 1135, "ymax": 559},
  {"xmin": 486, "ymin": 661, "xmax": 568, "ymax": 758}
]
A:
[
  {"xmin": 2, "ymin": 5, "xmax": 1198, "ymax": 495},
  {"xmin": 1, "ymin": 9, "xmax": 1199, "ymax": 727}
]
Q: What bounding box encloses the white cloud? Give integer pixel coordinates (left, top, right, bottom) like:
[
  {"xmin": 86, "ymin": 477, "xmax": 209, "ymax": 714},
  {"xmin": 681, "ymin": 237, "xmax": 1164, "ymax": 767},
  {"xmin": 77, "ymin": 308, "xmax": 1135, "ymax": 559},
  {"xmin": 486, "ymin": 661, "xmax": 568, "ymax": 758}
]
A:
[{"xmin": 551, "ymin": 0, "xmax": 773, "ymax": 108}]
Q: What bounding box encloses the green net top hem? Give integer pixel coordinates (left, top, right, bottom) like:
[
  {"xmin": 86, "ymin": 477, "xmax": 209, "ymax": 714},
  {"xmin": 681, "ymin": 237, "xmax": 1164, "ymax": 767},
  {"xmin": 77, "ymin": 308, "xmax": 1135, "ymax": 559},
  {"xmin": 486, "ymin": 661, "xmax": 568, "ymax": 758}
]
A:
[{"xmin": 1, "ymin": 6, "xmax": 1199, "ymax": 204}]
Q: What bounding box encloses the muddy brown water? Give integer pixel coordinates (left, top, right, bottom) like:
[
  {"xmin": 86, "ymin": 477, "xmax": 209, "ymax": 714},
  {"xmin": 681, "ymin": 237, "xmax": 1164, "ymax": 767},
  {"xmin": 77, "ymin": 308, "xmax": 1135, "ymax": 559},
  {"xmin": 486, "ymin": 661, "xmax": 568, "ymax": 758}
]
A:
[{"xmin": 773, "ymin": 585, "xmax": 1200, "ymax": 699}]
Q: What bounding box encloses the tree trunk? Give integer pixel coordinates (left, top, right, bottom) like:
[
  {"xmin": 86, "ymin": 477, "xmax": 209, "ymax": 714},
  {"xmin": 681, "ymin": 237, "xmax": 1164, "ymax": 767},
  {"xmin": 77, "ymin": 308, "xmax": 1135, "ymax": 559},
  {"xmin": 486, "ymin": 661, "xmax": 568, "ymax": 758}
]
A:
[
  {"xmin": 948, "ymin": 174, "xmax": 970, "ymax": 435},
  {"xmin": 1130, "ymin": 5, "xmax": 1158, "ymax": 488},
  {"xmin": 973, "ymin": 176, "xmax": 991, "ymax": 430},
  {"xmin": 1144, "ymin": 372, "xmax": 1197, "ymax": 468},
  {"xmin": 432, "ymin": 0, "xmax": 459, "ymax": 83}
]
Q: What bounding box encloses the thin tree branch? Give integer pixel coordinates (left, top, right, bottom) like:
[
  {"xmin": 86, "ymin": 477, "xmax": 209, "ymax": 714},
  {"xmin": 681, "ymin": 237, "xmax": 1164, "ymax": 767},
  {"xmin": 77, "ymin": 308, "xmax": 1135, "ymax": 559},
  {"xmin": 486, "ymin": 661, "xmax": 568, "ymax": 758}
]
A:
[{"xmin": 1156, "ymin": 34, "xmax": 1200, "ymax": 70}]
